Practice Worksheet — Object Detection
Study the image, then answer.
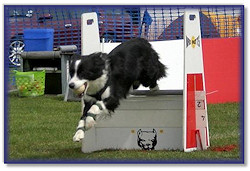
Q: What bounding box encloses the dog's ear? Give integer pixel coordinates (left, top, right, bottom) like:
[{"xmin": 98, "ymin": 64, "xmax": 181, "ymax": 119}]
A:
[
  {"xmin": 137, "ymin": 129, "xmax": 142, "ymax": 137},
  {"xmin": 153, "ymin": 129, "xmax": 156, "ymax": 133},
  {"xmin": 70, "ymin": 53, "xmax": 81, "ymax": 64},
  {"xmin": 90, "ymin": 52, "xmax": 107, "ymax": 61},
  {"xmin": 152, "ymin": 129, "xmax": 157, "ymax": 136},
  {"xmin": 91, "ymin": 53, "xmax": 106, "ymax": 69}
]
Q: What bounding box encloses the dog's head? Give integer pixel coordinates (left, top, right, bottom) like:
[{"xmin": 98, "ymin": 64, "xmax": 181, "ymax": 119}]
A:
[
  {"xmin": 137, "ymin": 129, "xmax": 157, "ymax": 150},
  {"xmin": 68, "ymin": 52, "xmax": 107, "ymax": 97}
]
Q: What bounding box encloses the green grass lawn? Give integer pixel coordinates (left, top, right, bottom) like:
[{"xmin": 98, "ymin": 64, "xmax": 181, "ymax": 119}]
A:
[{"xmin": 7, "ymin": 92, "xmax": 242, "ymax": 163}]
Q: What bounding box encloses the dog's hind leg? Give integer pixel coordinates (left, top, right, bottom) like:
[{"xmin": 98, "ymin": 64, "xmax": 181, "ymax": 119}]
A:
[
  {"xmin": 133, "ymin": 81, "xmax": 141, "ymax": 90},
  {"xmin": 139, "ymin": 76, "xmax": 159, "ymax": 91},
  {"xmin": 149, "ymin": 80, "xmax": 159, "ymax": 91}
]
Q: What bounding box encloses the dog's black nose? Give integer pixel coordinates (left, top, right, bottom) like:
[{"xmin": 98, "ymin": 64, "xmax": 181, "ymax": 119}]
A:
[{"xmin": 69, "ymin": 83, "xmax": 75, "ymax": 89}]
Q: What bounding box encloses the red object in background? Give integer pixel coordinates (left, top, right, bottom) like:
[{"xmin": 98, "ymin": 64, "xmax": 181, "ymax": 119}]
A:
[{"xmin": 202, "ymin": 37, "xmax": 242, "ymax": 104}]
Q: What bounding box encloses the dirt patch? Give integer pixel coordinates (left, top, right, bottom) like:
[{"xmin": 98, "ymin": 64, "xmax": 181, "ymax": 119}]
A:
[{"xmin": 211, "ymin": 144, "xmax": 237, "ymax": 152}]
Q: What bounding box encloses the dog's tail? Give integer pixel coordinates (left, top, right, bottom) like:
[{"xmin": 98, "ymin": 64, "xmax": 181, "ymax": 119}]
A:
[
  {"xmin": 152, "ymin": 50, "xmax": 167, "ymax": 80},
  {"xmin": 157, "ymin": 60, "xmax": 167, "ymax": 79}
]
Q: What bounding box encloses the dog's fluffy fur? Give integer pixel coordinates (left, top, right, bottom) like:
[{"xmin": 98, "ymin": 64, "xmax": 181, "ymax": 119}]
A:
[{"xmin": 69, "ymin": 38, "xmax": 166, "ymax": 141}]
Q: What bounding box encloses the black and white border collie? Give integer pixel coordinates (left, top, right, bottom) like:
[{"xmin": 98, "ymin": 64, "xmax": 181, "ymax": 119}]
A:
[{"xmin": 69, "ymin": 38, "xmax": 166, "ymax": 142}]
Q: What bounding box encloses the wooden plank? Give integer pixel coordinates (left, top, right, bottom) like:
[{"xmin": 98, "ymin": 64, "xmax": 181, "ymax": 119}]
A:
[
  {"xmin": 131, "ymin": 90, "xmax": 183, "ymax": 95},
  {"xmin": 126, "ymin": 94, "xmax": 183, "ymax": 101},
  {"xmin": 96, "ymin": 109, "xmax": 183, "ymax": 128},
  {"xmin": 118, "ymin": 97, "xmax": 183, "ymax": 110}
]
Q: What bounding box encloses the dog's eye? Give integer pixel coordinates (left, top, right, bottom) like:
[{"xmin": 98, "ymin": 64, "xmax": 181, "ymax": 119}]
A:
[{"xmin": 78, "ymin": 69, "xmax": 99, "ymax": 81}]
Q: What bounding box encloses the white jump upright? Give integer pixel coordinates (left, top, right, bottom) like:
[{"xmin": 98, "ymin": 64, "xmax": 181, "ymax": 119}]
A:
[
  {"xmin": 79, "ymin": 10, "xmax": 209, "ymax": 153},
  {"xmin": 183, "ymin": 10, "xmax": 210, "ymax": 152},
  {"xmin": 81, "ymin": 12, "xmax": 101, "ymax": 55}
]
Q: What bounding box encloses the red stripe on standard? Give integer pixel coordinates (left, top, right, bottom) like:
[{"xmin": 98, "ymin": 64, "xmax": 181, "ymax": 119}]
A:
[
  {"xmin": 186, "ymin": 74, "xmax": 196, "ymax": 149},
  {"xmin": 195, "ymin": 74, "xmax": 204, "ymax": 91},
  {"xmin": 205, "ymin": 127, "xmax": 209, "ymax": 147},
  {"xmin": 186, "ymin": 73, "xmax": 204, "ymax": 149}
]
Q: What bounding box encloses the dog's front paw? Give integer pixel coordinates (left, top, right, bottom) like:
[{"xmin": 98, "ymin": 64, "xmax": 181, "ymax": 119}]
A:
[{"xmin": 73, "ymin": 129, "xmax": 85, "ymax": 142}]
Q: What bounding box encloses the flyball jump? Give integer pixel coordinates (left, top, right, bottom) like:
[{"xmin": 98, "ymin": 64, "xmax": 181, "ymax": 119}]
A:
[{"xmin": 67, "ymin": 9, "xmax": 209, "ymax": 152}]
